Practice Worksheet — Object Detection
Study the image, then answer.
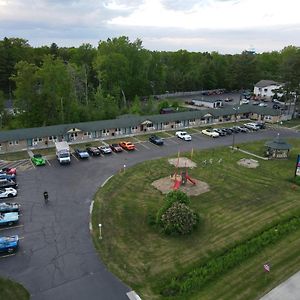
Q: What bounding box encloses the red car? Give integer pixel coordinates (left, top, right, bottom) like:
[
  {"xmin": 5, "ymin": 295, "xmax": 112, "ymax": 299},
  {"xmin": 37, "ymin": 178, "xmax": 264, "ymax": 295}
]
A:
[
  {"xmin": 110, "ymin": 144, "xmax": 123, "ymax": 153},
  {"xmin": 1, "ymin": 168, "xmax": 17, "ymax": 175}
]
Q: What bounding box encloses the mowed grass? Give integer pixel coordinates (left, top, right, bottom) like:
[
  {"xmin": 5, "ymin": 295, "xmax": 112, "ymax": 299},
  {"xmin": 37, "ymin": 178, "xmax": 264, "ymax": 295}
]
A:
[
  {"xmin": 92, "ymin": 139, "xmax": 300, "ymax": 300},
  {"xmin": 0, "ymin": 277, "xmax": 29, "ymax": 300},
  {"xmin": 0, "ymin": 151, "xmax": 29, "ymax": 161}
]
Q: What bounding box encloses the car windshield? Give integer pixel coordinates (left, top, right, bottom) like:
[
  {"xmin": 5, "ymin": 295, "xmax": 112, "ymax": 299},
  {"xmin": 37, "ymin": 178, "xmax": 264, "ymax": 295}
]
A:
[
  {"xmin": 112, "ymin": 144, "xmax": 118, "ymax": 147},
  {"xmin": 60, "ymin": 153, "xmax": 69, "ymax": 158},
  {"xmin": 34, "ymin": 154, "xmax": 42, "ymax": 158}
]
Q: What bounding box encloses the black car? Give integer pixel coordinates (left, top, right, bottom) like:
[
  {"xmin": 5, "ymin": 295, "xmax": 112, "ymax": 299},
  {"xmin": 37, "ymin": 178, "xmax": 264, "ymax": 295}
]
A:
[
  {"xmin": 0, "ymin": 203, "xmax": 20, "ymax": 213},
  {"xmin": 86, "ymin": 147, "xmax": 101, "ymax": 156},
  {"xmin": 149, "ymin": 135, "xmax": 164, "ymax": 145},
  {"xmin": 230, "ymin": 126, "xmax": 240, "ymax": 133},
  {"xmin": 213, "ymin": 128, "xmax": 226, "ymax": 136},
  {"xmin": 254, "ymin": 122, "xmax": 266, "ymax": 129},
  {"xmin": 222, "ymin": 128, "xmax": 233, "ymax": 135},
  {"xmin": 0, "ymin": 179, "xmax": 18, "ymax": 189}
]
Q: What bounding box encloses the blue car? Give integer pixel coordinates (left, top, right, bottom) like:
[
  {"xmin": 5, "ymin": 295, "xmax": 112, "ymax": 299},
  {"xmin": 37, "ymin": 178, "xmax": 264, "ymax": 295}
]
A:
[
  {"xmin": 0, "ymin": 212, "xmax": 19, "ymax": 226},
  {"xmin": 0, "ymin": 235, "xmax": 19, "ymax": 254},
  {"xmin": 0, "ymin": 172, "xmax": 16, "ymax": 181},
  {"xmin": 75, "ymin": 149, "xmax": 90, "ymax": 159}
]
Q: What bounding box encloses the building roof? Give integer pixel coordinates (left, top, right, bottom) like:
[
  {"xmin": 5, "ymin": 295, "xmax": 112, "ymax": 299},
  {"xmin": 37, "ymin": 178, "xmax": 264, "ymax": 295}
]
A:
[
  {"xmin": 265, "ymin": 134, "xmax": 292, "ymax": 150},
  {"xmin": 254, "ymin": 80, "xmax": 282, "ymax": 88},
  {"xmin": 0, "ymin": 106, "xmax": 281, "ymax": 142}
]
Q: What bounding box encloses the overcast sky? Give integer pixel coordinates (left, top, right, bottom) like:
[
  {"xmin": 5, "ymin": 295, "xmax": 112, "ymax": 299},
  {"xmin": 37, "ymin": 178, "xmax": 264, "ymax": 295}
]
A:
[{"xmin": 0, "ymin": 0, "xmax": 299, "ymax": 53}]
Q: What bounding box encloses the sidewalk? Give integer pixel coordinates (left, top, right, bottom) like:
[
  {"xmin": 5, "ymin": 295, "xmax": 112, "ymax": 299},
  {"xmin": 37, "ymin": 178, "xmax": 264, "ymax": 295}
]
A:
[{"xmin": 260, "ymin": 271, "xmax": 300, "ymax": 300}]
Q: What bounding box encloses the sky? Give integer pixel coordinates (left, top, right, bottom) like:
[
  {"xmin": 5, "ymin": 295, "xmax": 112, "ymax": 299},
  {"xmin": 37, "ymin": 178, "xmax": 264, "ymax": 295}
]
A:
[{"xmin": 0, "ymin": 0, "xmax": 299, "ymax": 53}]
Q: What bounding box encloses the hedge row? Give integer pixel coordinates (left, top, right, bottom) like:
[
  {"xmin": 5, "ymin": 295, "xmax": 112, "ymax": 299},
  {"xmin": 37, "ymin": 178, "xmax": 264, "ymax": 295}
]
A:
[{"xmin": 160, "ymin": 215, "xmax": 300, "ymax": 297}]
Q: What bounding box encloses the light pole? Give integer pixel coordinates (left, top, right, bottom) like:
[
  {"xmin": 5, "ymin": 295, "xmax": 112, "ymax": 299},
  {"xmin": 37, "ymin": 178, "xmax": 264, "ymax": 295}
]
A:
[
  {"xmin": 98, "ymin": 223, "xmax": 102, "ymax": 239},
  {"xmin": 232, "ymin": 106, "xmax": 240, "ymax": 149}
]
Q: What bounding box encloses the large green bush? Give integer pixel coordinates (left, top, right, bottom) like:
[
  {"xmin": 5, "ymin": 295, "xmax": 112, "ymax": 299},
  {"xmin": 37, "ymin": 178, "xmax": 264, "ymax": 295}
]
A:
[
  {"xmin": 161, "ymin": 202, "xmax": 199, "ymax": 235},
  {"xmin": 156, "ymin": 190, "xmax": 199, "ymax": 235}
]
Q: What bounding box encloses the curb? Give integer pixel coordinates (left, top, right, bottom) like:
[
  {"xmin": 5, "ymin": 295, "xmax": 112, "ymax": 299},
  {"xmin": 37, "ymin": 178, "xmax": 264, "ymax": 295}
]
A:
[
  {"xmin": 89, "ymin": 175, "xmax": 114, "ymax": 233},
  {"xmin": 127, "ymin": 291, "xmax": 142, "ymax": 300}
]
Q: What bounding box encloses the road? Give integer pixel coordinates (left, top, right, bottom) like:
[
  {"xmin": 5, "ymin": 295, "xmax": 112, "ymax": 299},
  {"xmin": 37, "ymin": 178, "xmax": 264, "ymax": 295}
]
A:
[{"xmin": 0, "ymin": 126, "xmax": 299, "ymax": 300}]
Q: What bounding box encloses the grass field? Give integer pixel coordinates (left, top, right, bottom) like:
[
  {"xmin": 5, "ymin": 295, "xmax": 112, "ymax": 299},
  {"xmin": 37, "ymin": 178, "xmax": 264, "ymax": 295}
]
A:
[
  {"xmin": 92, "ymin": 139, "xmax": 300, "ymax": 299},
  {"xmin": 0, "ymin": 151, "xmax": 29, "ymax": 161},
  {"xmin": 0, "ymin": 277, "xmax": 29, "ymax": 300}
]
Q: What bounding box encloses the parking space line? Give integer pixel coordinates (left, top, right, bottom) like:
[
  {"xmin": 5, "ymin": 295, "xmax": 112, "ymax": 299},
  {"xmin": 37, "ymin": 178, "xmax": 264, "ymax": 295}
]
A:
[
  {"xmin": 167, "ymin": 138, "xmax": 179, "ymax": 144},
  {"xmin": 0, "ymin": 224, "xmax": 24, "ymax": 231},
  {"xmin": 0, "ymin": 253, "xmax": 16, "ymax": 258},
  {"xmin": 71, "ymin": 153, "xmax": 79, "ymax": 161},
  {"xmin": 137, "ymin": 142, "xmax": 150, "ymax": 149},
  {"xmin": 132, "ymin": 136, "xmax": 143, "ymax": 143},
  {"xmin": 47, "ymin": 160, "xmax": 51, "ymax": 166}
]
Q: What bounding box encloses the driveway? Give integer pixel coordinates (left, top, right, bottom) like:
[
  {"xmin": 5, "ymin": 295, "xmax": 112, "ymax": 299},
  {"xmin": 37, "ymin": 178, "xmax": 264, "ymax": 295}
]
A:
[{"xmin": 0, "ymin": 127, "xmax": 299, "ymax": 300}]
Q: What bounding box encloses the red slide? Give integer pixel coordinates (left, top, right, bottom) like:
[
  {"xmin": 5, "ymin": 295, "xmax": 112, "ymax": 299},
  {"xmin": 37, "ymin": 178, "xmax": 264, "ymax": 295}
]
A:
[
  {"xmin": 186, "ymin": 175, "xmax": 196, "ymax": 185},
  {"xmin": 173, "ymin": 179, "xmax": 181, "ymax": 190}
]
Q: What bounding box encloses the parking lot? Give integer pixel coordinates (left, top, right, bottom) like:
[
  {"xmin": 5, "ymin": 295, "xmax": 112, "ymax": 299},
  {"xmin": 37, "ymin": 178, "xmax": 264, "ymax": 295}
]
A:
[{"xmin": 0, "ymin": 125, "xmax": 299, "ymax": 300}]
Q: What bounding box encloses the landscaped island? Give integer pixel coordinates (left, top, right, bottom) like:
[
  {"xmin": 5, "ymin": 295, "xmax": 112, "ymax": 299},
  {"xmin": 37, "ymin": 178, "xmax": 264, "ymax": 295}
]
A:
[{"xmin": 92, "ymin": 139, "xmax": 300, "ymax": 300}]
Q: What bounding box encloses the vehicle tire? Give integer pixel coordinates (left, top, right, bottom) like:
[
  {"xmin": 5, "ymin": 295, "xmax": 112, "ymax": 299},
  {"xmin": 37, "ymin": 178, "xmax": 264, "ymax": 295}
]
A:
[
  {"xmin": 8, "ymin": 194, "xmax": 13, "ymax": 198},
  {"xmin": 7, "ymin": 247, "xmax": 14, "ymax": 253},
  {"xmin": 8, "ymin": 221, "xmax": 13, "ymax": 226}
]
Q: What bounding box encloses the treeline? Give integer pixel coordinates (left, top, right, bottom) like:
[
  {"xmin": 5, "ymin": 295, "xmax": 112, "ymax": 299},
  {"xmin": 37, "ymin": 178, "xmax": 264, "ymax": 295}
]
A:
[{"xmin": 0, "ymin": 36, "xmax": 299, "ymax": 129}]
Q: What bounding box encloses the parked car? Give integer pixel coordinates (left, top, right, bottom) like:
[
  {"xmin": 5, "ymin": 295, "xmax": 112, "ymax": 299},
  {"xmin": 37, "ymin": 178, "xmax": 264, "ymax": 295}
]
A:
[
  {"xmin": 236, "ymin": 126, "xmax": 250, "ymax": 133},
  {"xmin": 0, "ymin": 167, "xmax": 16, "ymax": 175},
  {"xmin": 240, "ymin": 99, "xmax": 250, "ymax": 105},
  {"xmin": 224, "ymin": 97, "xmax": 233, "ymax": 102},
  {"xmin": 149, "ymin": 135, "xmax": 164, "ymax": 145},
  {"xmin": 0, "ymin": 235, "xmax": 19, "ymax": 254},
  {"xmin": 230, "ymin": 126, "xmax": 240, "ymax": 133},
  {"xmin": 213, "ymin": 128, "xmax": 226, "ymax": 136},
  {"xmin": 86, "ymin": 147, "xmax": 101, "ymax": 156},
  {"xmin": 110, "ymin": 144, "xmax": 123, "ymax": 153},
  {"xmin": 0, "ymin": 179, "xmax": 18, "ymax": 189},
  {"xmin": 254, "ymin": 121, "xmax": 266, "ymax": 129},
  {"xmin": 98, "ymin": 145, "xmax": 112, "ymax": 154},
  {"xmin": 0, "ymin": 172, "xmax": 16, "ymax": 181},
  {"xmin": 273, "ymin": 104, "xmax": 281, "ymax": 109},
  {"xmin": 252, "ymin": 101, "xmax": 259, "ymax": 105},
  {"xmin": 0, "ymin": 188, "xmax": 17, "ymax": 198},
  {"xmin": 244, "ymin": 123, "xmax": 260, "ymax": 131},
  {"xmin": 0, "ymin": 203, "xmax": 20, "ymax": 213},
  {"xmin": 175, "ymin": 131, "xmax": 192, "ymax": 141},
  {"xmin": 119, "ymin": 141, "xmax": 135, "ymax": 151},
  {"xmin": 0, "ymin": 212, "xmax": 19, "ymax": 226},
  {"xmin": 221, "ymin": 128, "xmax": 233, "ymax": 135},
  {"xmin": 258, "ymin": 102, "xmax": 267, "ymax": 107},
  {"xmin": 201, "ymin": 129, "xmax": 219, "ymax": 138},
  {"xmin": 31, "ymin": 154, "xmax": 46, "ymax": 166},
  {"xmin": 75, "ymin": 149, "xmax": 90, "ymax": 159}
]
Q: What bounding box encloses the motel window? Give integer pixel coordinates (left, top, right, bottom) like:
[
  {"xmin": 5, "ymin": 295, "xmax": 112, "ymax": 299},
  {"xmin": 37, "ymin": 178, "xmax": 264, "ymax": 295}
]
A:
[
  {"xmin": 9, "ymin": 140, "xmax": 19, "ymax": 145},
  {"xmin": 163, "ymin": 122, "xmax": 169, "ymax": 126}
]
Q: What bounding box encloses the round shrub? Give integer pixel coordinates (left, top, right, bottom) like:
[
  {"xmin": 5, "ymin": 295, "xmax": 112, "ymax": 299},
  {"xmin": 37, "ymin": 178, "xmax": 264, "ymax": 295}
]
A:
[{"xmin": 160, "ymin": 202, "xmax": 199, "ymax": 235}]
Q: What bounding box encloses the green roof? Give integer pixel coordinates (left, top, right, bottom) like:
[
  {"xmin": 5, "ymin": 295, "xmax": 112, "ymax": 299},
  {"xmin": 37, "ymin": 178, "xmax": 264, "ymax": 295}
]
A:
[{"xmin": 0, "ymin": 106, "xmax": 281, "ymax": 142}]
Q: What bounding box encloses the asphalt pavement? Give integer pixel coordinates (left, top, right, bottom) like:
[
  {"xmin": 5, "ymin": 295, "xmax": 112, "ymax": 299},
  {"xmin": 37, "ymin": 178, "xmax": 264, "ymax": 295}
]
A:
[{"xmin": 0, "ymin": 125, "xmax": 299, "ymax": 300}]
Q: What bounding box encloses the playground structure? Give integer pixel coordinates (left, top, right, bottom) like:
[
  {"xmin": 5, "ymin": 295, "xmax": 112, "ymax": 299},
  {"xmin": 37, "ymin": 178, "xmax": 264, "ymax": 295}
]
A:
[{"xmin": 171, "ymin": 163, "xmax": 196, "ymax": 190}]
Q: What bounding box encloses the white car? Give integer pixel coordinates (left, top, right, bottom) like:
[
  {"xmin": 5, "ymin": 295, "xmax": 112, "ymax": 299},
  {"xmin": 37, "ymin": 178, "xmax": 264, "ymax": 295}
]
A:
[
  {"xmin": 175, "ymin": 131, "xmax": 192, "ymax": 141},
  {"xmin": 0, "ymin": 188, "xmax": 18, "ymax": 198},
  {"xmin": 244, "ymin": 123, "xmax": 260, "ymax": 131},
  {"xmin": 240, "ymin": 99, "xmax": 250, "ymax": 105},
  {"xmin": 201, "ymin": 129, "xmax": 220, "ymax": 138},
  {"xmin": 258, "ymin": 102, "xmax": 267, "ymax": 107},
  {"xmin": 98, "ymin": 145, "xmax": 112, "ymax": 154}
]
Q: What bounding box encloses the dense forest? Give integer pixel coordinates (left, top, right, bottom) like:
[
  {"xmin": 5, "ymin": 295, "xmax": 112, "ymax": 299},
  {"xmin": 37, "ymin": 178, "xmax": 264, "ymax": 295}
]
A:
[{"xmin": 0, "ymin": 36, "xmax": 299, "ymax": 129}]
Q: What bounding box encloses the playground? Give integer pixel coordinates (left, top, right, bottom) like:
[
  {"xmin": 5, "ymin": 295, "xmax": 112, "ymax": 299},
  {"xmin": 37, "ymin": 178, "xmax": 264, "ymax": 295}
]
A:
[{"xmin": 152, "ymin": 156, "xmax": 210, "ymax": 196}]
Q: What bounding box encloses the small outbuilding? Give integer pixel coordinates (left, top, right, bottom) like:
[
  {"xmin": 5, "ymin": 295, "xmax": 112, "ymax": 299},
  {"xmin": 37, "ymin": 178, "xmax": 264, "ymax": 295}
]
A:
[{"xmin": 265, "ymin": 134, "xmax": 292, "ymax": 159}]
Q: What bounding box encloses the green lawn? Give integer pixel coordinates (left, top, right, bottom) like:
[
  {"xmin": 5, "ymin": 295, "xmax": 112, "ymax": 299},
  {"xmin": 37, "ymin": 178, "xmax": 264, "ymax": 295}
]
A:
[
  {"xmin": 92, "ymin": 139, "xmax": 300, "ymax": 299},
  {"xmin": 136, "ymin": 132, "xmax": 170, "ymax": 142},
  {"xmin": 32, "ymin": 147, "xmax": 55, "ymax": 156},
  {"xmin": 280, "ymin": 118, "xmax": 300, "ymax": 128},
  {"xmin": 0, "ymin": 151, "xmax": 29, "ymax": 161},
  {"xmin": 0, "ymin": 277, "xmax": 29, "ymax": 300}
]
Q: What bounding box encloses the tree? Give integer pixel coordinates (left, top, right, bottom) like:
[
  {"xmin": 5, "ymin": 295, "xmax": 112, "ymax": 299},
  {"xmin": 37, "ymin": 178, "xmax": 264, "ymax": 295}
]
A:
[{"xmin": 130, "ymin": 95, "xmax": 141, "ymax": 115}]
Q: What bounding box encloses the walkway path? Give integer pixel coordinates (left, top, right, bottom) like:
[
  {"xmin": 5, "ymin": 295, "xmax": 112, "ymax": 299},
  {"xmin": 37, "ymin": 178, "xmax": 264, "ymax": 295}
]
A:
[{"xmin": 260, "ymin": 271, "xmax": 300, "ymax": 300}]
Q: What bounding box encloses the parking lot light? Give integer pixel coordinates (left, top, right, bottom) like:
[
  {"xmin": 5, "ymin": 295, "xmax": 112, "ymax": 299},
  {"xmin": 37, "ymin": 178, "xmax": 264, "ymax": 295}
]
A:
[
  {"xmin": 98, "ymin": 223, "xmax": 102, "ymax": 239},
  {"xmin": 232, "ymin": 106, "xmax": 240, "ymax": 149}
]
